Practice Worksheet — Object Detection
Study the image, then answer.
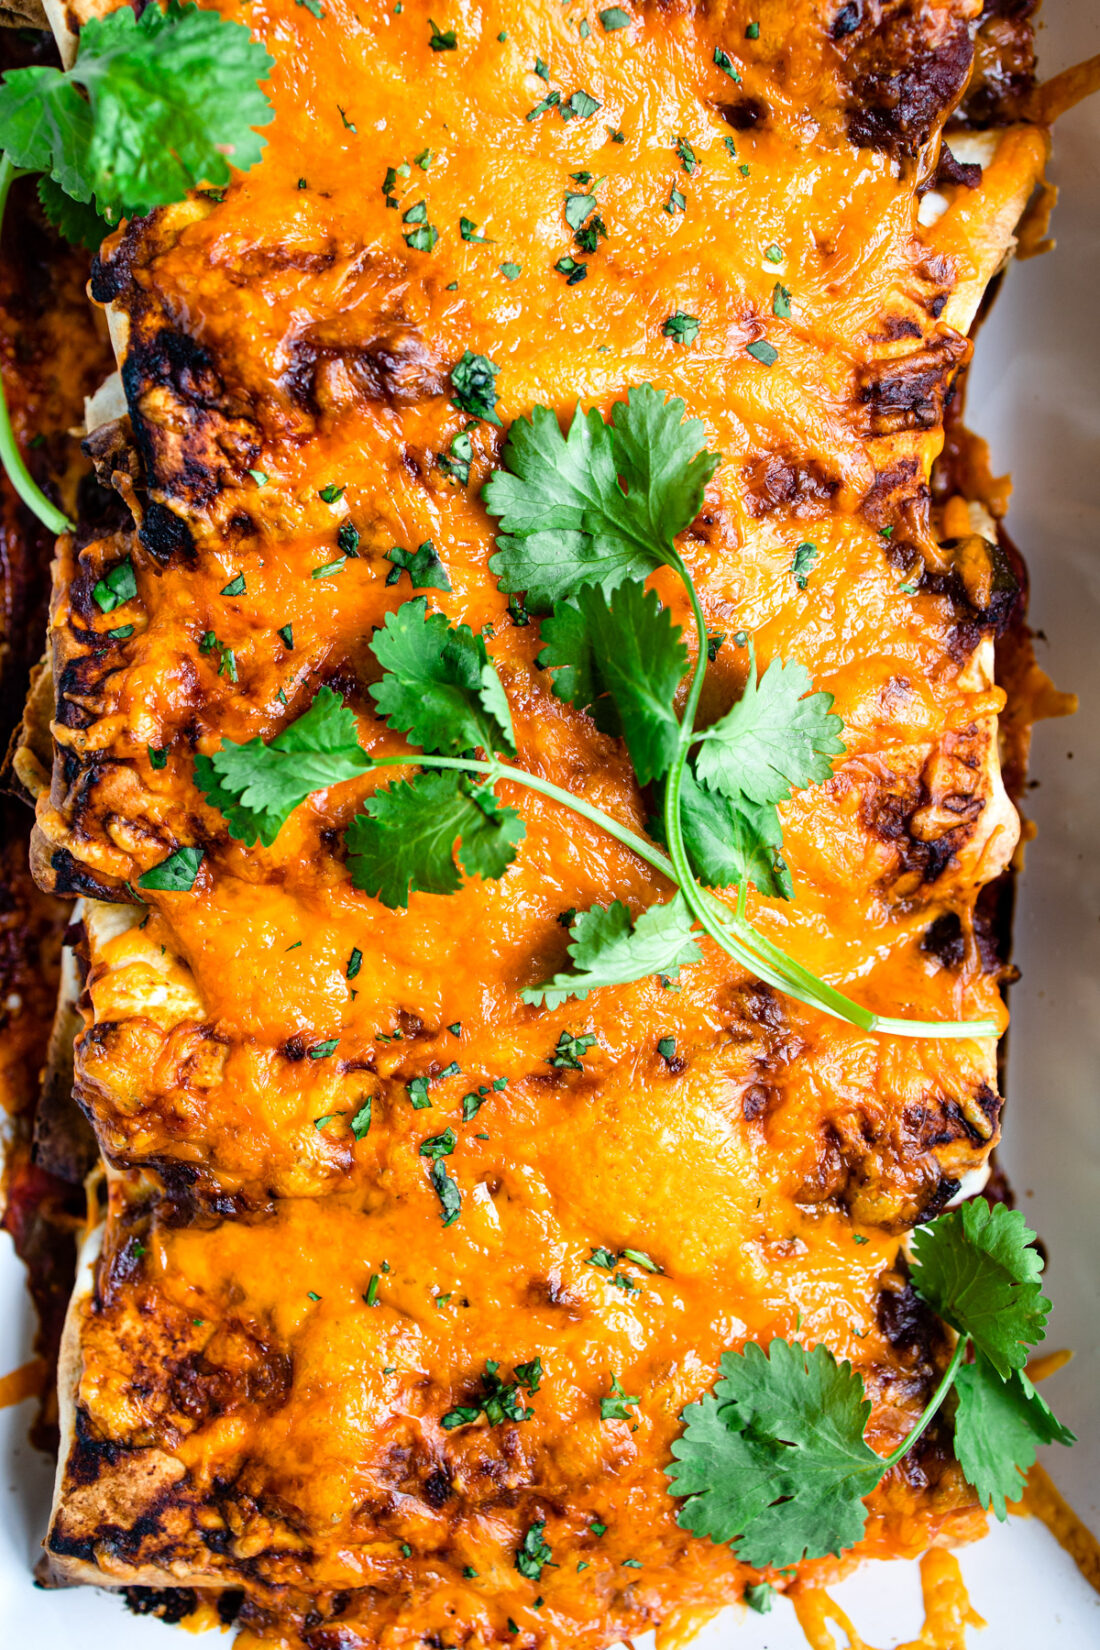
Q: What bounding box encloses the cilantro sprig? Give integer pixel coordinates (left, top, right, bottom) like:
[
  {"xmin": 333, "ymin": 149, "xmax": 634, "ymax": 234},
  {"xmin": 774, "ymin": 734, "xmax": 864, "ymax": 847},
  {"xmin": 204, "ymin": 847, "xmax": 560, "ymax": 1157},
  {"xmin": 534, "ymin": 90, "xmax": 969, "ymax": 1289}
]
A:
[
  {"xmin": 0, "ymin": 2, "xmax": 274, "ymax": 533},
  {"xmin": 194, "ymin": 384, "xmax": 993, "ymax": 1039},
  {"xmin": 667, "ymin": 1203, "xmax": 1073, "ymax": 1566}
]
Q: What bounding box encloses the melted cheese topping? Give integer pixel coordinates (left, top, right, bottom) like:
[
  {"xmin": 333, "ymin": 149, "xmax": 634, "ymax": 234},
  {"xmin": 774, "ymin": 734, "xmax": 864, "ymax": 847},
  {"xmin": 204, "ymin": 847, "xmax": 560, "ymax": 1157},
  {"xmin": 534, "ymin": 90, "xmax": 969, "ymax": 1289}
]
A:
[{"xmin": 40, "ymin": 2, "xmax": 1055, "ymax": 1644}]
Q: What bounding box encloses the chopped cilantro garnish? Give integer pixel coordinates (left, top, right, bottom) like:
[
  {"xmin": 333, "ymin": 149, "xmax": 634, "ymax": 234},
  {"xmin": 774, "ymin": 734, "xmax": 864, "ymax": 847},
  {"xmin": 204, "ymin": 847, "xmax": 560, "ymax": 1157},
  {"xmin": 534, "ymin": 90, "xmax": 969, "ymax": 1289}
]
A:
[
  {"xmin": 516, "ymin": 1521, "xmax": 553, "ymax": 1581},
  {"xmin": 526, "ymin": 90, "xmax": 561, "ymax": 120},
  {"xmin": 599, "ymin": 6, "xmax": 631, "ymax": 28},
  {"xmin": 319, "ymin": 483, "xmax": 344, "ymax": 503},
  {"xmin": 664, "ymin": 187, "xmax": 686, "ymax": 214},
  {"xmin": 347, "ymin": 947, "xmax": 363, "ymax": 979},
  {"xmin": 657, "ymin": 1036, "xmax": 676, "ymax": 1061},
  {"xmin": 406, "ymin": 1076, "xmax": 432, "ymax": 1109},
  {"xmin": 350, "ymin": 1098, "xmax": 371, "ymax": 1139},
  {"xmin": 148, "ymin": 745, "xmax": 167, "ymax": 769},
  {"xmin": 744, "ymin": 1582, "xmax": 774, "ymax": 1614},
  {"xmin": 555, "ymin": 255, "xmax": 587, "ymax": 284},
  {"xmin": 713, "ymin": 46, "xmax": 741, "ymax": 81},
  {"xmin": 437, "ymin": 429, "xmax": 473, "ymax": 486},
  {"xmin": 460, "ymin": 215, "xmax": 492, "ymax": 243},
  {"xmin": 621, "ymin": 1248, "xmax": 659, "ymax": 1272},
  {"xmin": 548, "ymin": 1030, "xmax": 597, "ymax": 1070},
  {"xmin": 561, "ymin": 89, "xmax": 601, "ymax": 120},
  {"xmin": 746, "ymin": 338, "xmax": 777, "ymax": 365},
  {"xmin": 428, "ymin": 19, "xmax": 456, "ymax": 51},
  {"xmin": 309, "ymin": 1038, "xmax": 339, "ymax": 1059},
  {"xmin": 364, "ymin": 1273, "xmax": 380, "ymax": 1306},
  {"xmin": 429, "ymin": 1157, "xmax": 461, "ymax": 1225},
  {"xmin": 386, "ymin": 541, "xmax": 451, "ymax": 591},
  {"xmin": 601, "ymin": 1372, "xmax": 640, "ymax": 1421},
  {"xmin": 772, "ymin": 282, "xmax": 792, "ymax": 318},
  {"xmin": 791, "ymin": 541, "xmax": 818, "ymax": 590},
  {"xmin": 675, "ymin": 136, "xmax": 696, "ymax": 174},
  {"xmin": 405, "ymin": 221, "xmax": 438, "ymax": 252},
  {"xmin": 764, "ymin": 243, "xmax": 784, "ymax": 263},
  {"xmin": 312, "ymin": 556, "xmax": 346, "ymax": 578},
  {"xmin": 500, "ymin": 261, "xmax": 521, "ymax": 279},
  {"xmin": 451, "ymin": 349, "xmax": 501, "ymax": 424},
  {"xmin": 662, "ymin": 311, "xmax": 699, "ymax": 345},
  {"xmin": 93, "ymin": 558, "xmax": 136, "ymax": 612},
  {"xmin": 419, "ymin": 1128, "xmax": 457, "ymax": 1158}
]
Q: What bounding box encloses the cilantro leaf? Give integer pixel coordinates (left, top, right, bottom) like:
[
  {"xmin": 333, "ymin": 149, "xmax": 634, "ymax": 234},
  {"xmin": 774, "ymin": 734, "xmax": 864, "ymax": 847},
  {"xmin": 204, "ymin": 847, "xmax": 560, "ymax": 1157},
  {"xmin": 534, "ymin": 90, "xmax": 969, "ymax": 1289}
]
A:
[
  {"xmin": 667, "ymin": 1340, "xmax": 882, "ymax": 1568},
  {"xmin": 0, "ymin": 3, "xmax": 274, "ymax": 220},
  {"xmin": 37, "ymin": 174, "xmax": 113, "ymax": 249},
  {"xmin": 673, "ymin": 764, "xmax": 792, "ymax": 900},
  {"xmin": 138, "ymin": 844, "xmax": 204, "ymax": 892},
  {"xmin": 78, "ymin": 2, "xmax": 273, "ymax": 214},
  {"xmin": 194, "ymin": 686, "xmax": 370, "ymax": 847},
  {"xmin": 609, "ymin": 384, "xmax": 718, "ymax": 554},
  {"xmin": 484, "ymin": 385, "xmax": 719, "ymax": 609},
  {"xmin": 538, "ymin": 583, "xmax": 688, "ymax": 782},
  {"xmin": 910, "ymin": 1203, "xmax": 1050, "ymax": 1379},
  {"xmin": 953, "ymin": 1354, "xmax": 1075, "ymax": 1521},
  {"xmin": 523, "ymin": 894, "xmax": 701, "ymax": 1007},
  {"xmin": 346, "ymin": 771, "xmax": 524, "ymax": 907},
  {"xmin": 0, "ymin": 65, "xmax": 94, "ymax": 203},
  {"xmin": 368, "ymin": 597, "xmax": 515, "ymax": 756},
  {"xmin": 695, "ymin": 653, "xmax": 844, "ymax": 806}
]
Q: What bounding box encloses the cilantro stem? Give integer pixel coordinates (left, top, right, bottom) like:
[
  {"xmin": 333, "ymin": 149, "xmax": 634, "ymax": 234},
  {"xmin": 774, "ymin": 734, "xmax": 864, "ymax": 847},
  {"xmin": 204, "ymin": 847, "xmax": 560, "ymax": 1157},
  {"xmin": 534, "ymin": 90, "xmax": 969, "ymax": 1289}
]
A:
[
  {"xmin": 0, "ymin": 156, "xmax": 75, "ymax": 536},
  {"xmin": 368, "ymin": 744, "xmax": 997, "ymax": 1040},
  {"xmin": 656, "ymin": 559, "xmax": 996, "ymax": 1041},
  {"xmin": 880, "ymin": 1331, "xmax": 968, "ymax": 1472}
]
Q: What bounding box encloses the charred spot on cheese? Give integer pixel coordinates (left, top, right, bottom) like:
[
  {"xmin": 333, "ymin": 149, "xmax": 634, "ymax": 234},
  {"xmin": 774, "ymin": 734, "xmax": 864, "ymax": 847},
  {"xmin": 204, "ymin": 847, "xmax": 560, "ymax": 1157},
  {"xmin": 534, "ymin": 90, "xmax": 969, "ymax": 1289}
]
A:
[
  {"xmin": 286, "ymin": 323, "xmax": 444, "ymax": 415},
  {"xmin": 857, "ymin": 331, "xmax": 970, "ymax": 436},
  {"xmin": 921, "ymin": 910, "xmax": 966, "ymax": 971},
  {"xmin": 962, "ymin": 0, "xmax": 1039, "ymax": 128},
  {"xmin": 716, "ymin": 95, "xmax": 768, "ymax": 130},
  {"xmin": 838, "ymin": 7, "xmax": 975, "ymax": 159},
  {"xmin": 741, "ymin": 452, "xmax": 839, "ymax": 519},
  {"xmin": 121, "ymin": 1588, "xmax": 200, "ymax": 1625}
]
